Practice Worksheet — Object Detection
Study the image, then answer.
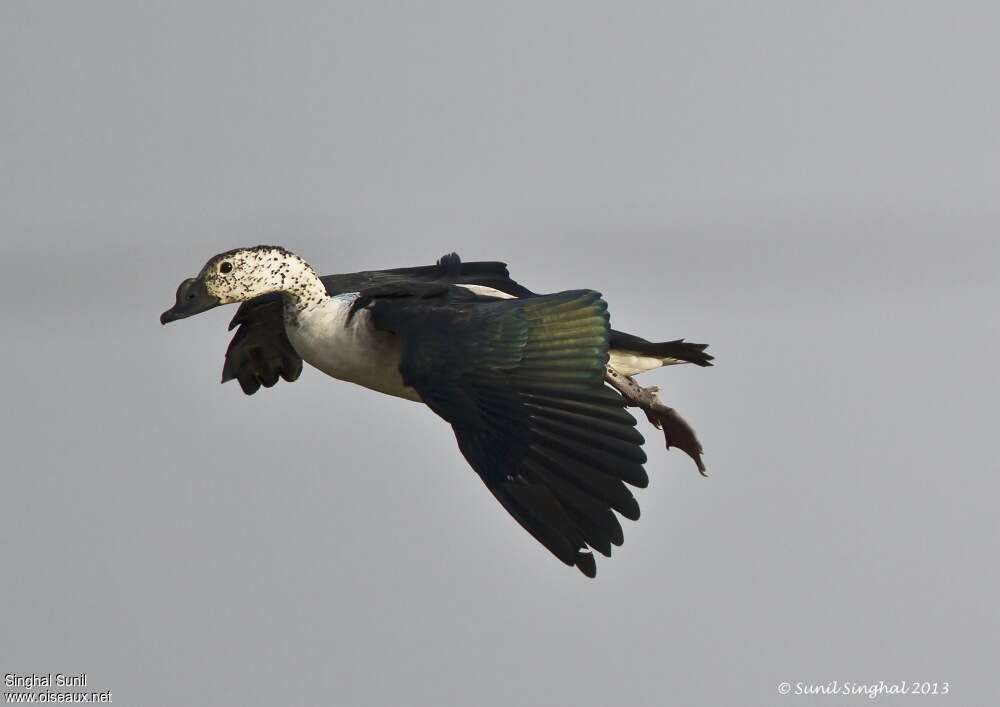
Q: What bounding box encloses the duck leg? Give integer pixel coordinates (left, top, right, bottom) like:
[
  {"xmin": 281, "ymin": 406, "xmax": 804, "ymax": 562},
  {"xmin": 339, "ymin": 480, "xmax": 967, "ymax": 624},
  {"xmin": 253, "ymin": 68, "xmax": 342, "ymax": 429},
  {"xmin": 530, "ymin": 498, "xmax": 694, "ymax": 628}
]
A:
[{"xmin": 605, "ymin": 366, "xmax": 707, "ymax": 476}]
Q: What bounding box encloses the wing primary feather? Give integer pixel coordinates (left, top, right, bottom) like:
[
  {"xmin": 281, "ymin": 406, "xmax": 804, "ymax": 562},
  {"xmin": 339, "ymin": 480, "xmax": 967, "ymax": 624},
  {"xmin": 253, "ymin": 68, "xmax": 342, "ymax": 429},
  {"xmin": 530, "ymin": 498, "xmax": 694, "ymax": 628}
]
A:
[{"xmin": 526, "ymin": 446, "xmax": 641, "ymax": 521}]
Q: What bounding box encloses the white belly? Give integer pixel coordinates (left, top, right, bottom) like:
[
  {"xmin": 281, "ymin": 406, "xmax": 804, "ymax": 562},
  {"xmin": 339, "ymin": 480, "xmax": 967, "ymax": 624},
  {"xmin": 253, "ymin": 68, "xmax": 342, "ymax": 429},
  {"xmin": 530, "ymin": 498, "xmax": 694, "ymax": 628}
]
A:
[
  {"xmin": 608, "ymin": 350, "xmax": 669, "ymax": 376},
  {"xmin": 285, "ymin": 294, "xmax": 423, "ymax": 402}
]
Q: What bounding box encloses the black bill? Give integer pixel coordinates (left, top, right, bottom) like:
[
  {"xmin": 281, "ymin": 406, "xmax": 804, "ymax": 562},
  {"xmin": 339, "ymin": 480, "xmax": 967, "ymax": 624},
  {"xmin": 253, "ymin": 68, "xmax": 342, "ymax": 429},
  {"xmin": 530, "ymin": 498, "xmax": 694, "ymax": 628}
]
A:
[{"xmin": 160, "ymin": 277, "xmax": 221, "ymax": 324}]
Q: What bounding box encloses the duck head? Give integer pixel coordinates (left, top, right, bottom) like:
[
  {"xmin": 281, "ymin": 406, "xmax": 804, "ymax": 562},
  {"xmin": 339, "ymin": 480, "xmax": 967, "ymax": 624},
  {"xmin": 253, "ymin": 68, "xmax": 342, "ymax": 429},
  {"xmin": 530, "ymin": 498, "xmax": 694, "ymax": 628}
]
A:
[{"xmin": 160, "ymin": 245, "xmax": 316, "ymax": 324}]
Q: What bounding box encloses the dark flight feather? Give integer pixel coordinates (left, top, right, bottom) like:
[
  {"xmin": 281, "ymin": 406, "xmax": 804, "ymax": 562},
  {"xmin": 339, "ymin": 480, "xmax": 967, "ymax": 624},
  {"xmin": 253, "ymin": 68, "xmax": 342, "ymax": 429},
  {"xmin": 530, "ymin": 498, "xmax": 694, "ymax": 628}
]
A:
[{"xmin": 361, "ymin": 286, "xmax": 647, "ymax": 576}]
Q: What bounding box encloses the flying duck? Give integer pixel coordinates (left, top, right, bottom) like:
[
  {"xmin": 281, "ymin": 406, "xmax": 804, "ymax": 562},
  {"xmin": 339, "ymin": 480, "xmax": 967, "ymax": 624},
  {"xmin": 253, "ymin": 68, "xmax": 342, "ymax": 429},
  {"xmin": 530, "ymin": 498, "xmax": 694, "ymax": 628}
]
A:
[{"xmin": 161, "ymin": 246, "xmax": 713, "ymax": 577}]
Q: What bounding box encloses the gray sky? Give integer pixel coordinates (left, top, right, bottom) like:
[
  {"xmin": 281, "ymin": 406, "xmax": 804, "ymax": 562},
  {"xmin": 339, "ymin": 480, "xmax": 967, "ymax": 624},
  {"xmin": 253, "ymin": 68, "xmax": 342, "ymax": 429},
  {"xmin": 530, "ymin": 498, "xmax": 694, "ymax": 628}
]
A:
[{"xmin": 2, "ymin": 2, "xmax": 998, "ymax": 705}]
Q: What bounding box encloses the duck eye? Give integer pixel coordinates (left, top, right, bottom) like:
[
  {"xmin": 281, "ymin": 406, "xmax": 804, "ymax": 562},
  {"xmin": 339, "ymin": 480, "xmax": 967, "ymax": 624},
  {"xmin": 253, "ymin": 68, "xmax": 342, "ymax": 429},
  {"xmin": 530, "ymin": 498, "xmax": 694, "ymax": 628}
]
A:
[{"xmin": 219, "ymin": 261, "xmax": 233, "ymax": 274}]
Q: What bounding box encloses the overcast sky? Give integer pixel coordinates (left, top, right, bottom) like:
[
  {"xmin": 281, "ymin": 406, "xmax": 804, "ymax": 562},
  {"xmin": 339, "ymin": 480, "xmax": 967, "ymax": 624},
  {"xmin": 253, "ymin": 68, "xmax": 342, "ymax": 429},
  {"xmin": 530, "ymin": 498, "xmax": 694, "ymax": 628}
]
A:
[{"xmin": 2, "ymin": 2, "xmax": 998, "ymax": 706}]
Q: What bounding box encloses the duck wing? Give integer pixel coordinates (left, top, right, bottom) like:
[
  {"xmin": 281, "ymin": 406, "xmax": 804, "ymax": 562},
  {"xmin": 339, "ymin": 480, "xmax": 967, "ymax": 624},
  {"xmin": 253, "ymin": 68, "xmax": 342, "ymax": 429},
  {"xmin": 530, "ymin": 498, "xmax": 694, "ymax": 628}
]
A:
[{"xmin": 356, "ymin": 284, "xmax": 648, "ymax": 577}]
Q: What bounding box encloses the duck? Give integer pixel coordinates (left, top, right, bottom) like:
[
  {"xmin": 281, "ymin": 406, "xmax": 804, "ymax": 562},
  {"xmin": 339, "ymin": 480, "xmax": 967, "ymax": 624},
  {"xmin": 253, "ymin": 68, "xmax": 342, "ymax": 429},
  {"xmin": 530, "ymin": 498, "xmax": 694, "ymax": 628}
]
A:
[{"xmin": 161, "ymin": 246, "xmax": 713, "ymax": 577}]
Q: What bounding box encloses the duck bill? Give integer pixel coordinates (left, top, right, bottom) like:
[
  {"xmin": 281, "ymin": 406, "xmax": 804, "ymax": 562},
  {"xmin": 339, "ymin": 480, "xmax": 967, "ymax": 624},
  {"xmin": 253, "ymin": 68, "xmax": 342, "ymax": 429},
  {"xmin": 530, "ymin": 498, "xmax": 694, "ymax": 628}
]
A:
[{"xmin": 160, "ymin": 277, "xmax": 222, "ymax": 324}]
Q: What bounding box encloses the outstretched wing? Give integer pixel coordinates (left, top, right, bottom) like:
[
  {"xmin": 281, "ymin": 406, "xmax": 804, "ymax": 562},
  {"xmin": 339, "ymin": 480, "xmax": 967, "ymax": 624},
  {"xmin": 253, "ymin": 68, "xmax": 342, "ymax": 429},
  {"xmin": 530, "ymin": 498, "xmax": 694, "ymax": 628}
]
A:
[
  {"xmin": 360, "ymin": 286, "xmax": 648, "ymax": 577},
  {"xmin": 222, "ymin": 253, "xmax": 534, "ymax": 394}
]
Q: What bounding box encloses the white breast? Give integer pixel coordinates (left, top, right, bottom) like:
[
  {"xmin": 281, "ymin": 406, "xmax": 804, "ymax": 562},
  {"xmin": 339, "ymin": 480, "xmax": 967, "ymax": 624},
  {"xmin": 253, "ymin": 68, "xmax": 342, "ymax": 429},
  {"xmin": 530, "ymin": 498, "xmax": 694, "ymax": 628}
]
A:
[{"xmin": 285, "ymin": 294, "xmax": 423, "ymax": 402}]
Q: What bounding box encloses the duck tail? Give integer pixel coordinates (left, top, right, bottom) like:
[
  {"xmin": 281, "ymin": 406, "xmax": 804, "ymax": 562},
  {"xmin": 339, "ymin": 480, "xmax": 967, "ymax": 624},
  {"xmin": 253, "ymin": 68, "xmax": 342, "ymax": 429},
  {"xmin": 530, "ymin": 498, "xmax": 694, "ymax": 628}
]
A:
[{"xmin": 609, "ymin": 331, "xmax": 714, "ymax": 367}]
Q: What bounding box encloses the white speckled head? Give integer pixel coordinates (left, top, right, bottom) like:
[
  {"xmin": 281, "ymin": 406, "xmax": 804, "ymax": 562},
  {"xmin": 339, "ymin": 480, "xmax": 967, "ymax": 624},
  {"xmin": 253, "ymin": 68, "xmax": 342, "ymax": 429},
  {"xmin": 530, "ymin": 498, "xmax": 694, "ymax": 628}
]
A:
[
  {"xmin": 200, "ymin": 245, "xmax": 327, "ymax": 308},
  {"xmin": 161, "ymin": 245, "xmax": 328, "ymax": 324}
]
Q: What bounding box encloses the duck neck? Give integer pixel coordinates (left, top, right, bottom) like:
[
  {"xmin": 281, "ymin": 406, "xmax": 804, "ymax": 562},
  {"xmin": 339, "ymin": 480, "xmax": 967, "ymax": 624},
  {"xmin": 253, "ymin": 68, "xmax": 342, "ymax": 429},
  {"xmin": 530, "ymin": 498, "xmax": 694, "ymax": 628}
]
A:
[{"xmin": 275, "ymin": 254, "xmax": 328, "ymax": 323}]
